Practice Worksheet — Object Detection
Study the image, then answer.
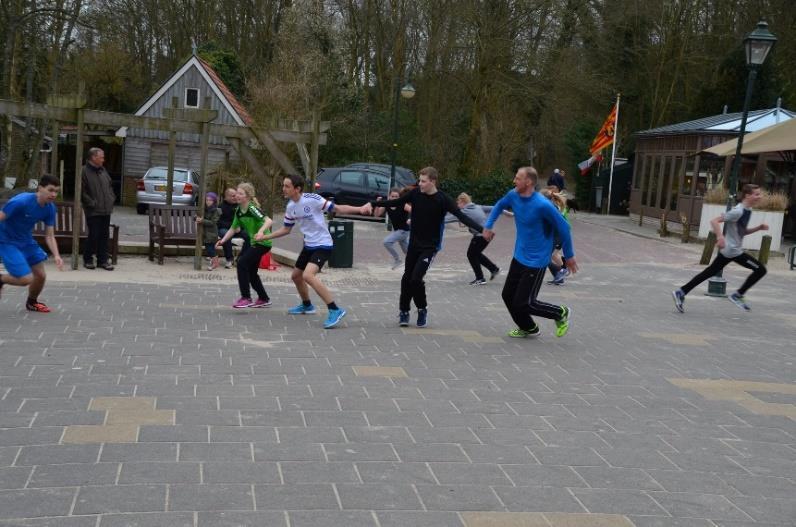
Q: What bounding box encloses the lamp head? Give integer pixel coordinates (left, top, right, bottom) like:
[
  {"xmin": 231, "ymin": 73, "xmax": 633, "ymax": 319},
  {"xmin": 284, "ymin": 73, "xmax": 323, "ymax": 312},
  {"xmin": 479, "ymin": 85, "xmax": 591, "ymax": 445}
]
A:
[
  {"xmin": 745, "ymin": 21, "xmax": 777, "ymax": 67},
  {"xmin": 400, "ymin": 83, "xmax": 416, "ymax": 99}
]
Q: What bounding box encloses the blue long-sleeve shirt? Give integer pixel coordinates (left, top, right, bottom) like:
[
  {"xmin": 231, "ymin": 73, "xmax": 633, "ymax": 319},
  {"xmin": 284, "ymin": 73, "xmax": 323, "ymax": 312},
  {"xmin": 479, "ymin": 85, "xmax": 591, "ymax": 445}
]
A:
[{"xmin": 484, "ymin": 190, "xmax": 574, "ymax": 268}]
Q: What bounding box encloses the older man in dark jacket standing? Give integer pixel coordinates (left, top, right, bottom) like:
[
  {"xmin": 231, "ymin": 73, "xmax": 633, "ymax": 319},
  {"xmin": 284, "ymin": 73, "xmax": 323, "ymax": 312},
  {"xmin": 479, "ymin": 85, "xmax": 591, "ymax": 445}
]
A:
[{"xmin": 81, "ymin": 147, "xmax": 116, "ymax": 270}]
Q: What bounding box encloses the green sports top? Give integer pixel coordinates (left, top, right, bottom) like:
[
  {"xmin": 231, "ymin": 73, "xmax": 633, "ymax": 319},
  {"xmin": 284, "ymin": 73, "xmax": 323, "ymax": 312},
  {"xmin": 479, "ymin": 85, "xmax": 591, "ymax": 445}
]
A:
[{"xmin": 231, "ymin": 203, "xmax": 272, "ymax": 247}]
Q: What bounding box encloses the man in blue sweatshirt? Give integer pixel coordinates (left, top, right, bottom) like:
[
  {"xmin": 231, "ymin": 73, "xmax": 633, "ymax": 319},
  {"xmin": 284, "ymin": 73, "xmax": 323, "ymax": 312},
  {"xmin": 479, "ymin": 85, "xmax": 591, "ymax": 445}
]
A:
[{"xmin": 483, "ymin": 166, "xmax": 579, "ymax": 338}]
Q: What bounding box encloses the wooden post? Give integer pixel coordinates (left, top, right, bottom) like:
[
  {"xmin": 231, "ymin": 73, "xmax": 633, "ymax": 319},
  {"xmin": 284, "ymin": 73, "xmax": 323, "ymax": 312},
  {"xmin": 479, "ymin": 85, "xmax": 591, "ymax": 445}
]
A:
[
  {"xmin": 194, "ymin": 96, "xmax": 212, "ymax": 270},
  {"xmin": 659, "ymin": 212, "xmax": 669, "ymax": 237},
  {"xmin": 71, "ymin": 106, "xmax": 85, "ymax": 270},
  {"xmin": 166, "ymin": 97, "xmax": 178, "ymax": 206},
  {"xmin": 309, "ymin": 110, "xmax": 320, "ymax": 187},
  {"xmin": 49, "ymin": 120, "xmax": 59, "ymax": 176},
  {"xmin": 700, "ymin": 231, "xmax": 717, "ymax": 265},
  {"xmin": 50, "ymin": 120, "xmax": 59, "ymax": 197},
  {"xmin": 680, "ymin": 214, "xmax": 690, "ymax": 243},
  {"xmin": 758, "ymin": 234, "xmax": 771, "ymax": 265}
]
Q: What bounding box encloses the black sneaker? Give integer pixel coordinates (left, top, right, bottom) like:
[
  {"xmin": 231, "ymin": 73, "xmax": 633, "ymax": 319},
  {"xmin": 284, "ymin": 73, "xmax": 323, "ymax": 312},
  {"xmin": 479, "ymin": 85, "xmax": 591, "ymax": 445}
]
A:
[
  {"xmin": 490, "ymin": 268, "xmax": 500, "ymax": 281},
  {"xmin": 416, "ymin": 308, "xmax": 428, "ymax": 328},
  {"xmin": 84, "ymin": 262, "xmax": 96, "ymax": 270},
  {"xmin": 469, "ymin": 278, "xmax": 487, "ymax": 286},
  {"xmin": 399, "ymin": 311, "xmax": 410, "ymax": 327},
  {"xmin": 672, "ymin": 289, "xmax": 685, "ymax": 313}
]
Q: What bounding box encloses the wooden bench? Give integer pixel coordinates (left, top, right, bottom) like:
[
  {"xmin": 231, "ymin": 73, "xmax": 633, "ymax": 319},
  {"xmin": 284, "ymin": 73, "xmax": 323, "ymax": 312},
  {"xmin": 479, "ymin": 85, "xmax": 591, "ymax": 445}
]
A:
[
  {"xmin": 0, "ymin": 199, "xmax": 119, "ymax": 264},
  {"xmin": 148, "ymin": 205, "xmax": 198, "ymax": 264}
]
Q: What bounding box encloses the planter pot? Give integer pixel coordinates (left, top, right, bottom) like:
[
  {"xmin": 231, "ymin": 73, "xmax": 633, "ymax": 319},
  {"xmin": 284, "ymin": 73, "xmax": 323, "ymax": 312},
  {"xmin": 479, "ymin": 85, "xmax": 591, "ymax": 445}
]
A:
[{"xmin": 698, "ymin": 203, "xmax": 784, "ymax": 252}]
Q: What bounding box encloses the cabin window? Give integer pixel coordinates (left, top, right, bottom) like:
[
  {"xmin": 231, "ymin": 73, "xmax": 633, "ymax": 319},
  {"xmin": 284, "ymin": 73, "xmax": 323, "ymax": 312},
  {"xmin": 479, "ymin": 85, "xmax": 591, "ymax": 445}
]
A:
[{"xmin": 185, "ymin": 88, "xmax": 199, "ymax": 108}]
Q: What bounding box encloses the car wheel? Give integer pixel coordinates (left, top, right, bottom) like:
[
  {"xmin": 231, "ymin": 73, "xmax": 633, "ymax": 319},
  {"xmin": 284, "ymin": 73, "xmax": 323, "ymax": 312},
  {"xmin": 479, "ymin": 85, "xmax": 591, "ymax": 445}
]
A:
[{"xmin": 136, "ymin": 204, "xmax": 147, "ymax": 215}]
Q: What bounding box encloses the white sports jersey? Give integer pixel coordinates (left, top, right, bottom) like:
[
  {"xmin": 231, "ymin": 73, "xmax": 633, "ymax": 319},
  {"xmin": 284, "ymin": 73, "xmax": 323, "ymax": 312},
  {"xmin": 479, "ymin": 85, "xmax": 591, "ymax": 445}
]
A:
[{"xmin": 284, "ymin": 193, "xmax": 334, "ymax": 248}]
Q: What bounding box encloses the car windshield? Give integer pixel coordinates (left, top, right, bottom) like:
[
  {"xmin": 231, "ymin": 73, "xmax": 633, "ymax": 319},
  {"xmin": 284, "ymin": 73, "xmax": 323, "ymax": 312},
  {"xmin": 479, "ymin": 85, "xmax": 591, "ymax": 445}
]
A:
[{"xmin": 145, "ymin": 168, "xmax": 189, "ymax": 182}]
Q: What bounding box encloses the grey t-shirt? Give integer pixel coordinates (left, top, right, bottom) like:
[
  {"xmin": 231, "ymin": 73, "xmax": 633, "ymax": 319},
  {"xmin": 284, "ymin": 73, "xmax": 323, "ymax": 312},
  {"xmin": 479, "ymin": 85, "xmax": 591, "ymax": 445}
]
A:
[{"xmin": 720, "ymin": 203, "xmax": 752, "ymax": 258}]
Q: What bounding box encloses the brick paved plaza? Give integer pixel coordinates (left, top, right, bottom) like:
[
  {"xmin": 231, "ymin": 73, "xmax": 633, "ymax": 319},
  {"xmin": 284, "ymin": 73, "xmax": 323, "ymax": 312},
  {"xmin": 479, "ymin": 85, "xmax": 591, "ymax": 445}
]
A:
[{"xmin": 0, "ymin": 215, "xmax": 794, "ymax": 526}]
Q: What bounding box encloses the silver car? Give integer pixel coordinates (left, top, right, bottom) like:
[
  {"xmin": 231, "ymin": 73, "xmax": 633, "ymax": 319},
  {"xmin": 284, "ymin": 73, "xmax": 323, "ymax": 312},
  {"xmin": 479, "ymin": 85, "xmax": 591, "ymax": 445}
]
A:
[{"xmin": 136, "ymin": 166, "xmax": 199, "ymax": 214}]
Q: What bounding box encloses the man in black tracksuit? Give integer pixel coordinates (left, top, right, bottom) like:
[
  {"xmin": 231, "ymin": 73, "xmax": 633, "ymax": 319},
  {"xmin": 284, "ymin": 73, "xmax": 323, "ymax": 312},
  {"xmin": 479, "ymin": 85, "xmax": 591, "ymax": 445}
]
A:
[{"xmin": 364, "ymin": 166, "xmax": 484, "ymax": 328}]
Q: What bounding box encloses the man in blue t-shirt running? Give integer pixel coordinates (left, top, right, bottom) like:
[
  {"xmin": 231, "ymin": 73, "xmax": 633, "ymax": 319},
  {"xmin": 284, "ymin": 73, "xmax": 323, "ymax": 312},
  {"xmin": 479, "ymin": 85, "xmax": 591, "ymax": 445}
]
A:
[
  {"xmin": 483, "ymin": 166, "xmax": 579, "ymax": 338},
  {"xmin": 0, "ymin": 174, "xmax": 64, "ymax": 312}
]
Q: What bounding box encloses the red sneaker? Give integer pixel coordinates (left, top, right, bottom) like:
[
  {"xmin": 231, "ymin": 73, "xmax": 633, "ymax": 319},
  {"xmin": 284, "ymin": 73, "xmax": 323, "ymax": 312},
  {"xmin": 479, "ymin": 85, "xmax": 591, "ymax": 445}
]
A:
[{"xmin": 26, "ymin": 301, "xmax": 52, "ymax": 313}]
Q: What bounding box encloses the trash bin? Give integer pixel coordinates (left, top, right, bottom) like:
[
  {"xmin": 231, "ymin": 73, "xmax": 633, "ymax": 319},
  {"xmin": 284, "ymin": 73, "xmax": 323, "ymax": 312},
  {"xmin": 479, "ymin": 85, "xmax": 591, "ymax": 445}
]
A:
[{"xmin": 328, "ymin": 219, "xmax": 354, "ymax": 268}]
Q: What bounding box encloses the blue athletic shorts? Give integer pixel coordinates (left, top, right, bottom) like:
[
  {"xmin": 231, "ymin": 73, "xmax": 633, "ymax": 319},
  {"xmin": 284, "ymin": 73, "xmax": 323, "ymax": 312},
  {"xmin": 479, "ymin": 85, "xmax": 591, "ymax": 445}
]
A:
[{"xmin": 0, "ymin": 241, "xmax": 48, "ymax": 277}]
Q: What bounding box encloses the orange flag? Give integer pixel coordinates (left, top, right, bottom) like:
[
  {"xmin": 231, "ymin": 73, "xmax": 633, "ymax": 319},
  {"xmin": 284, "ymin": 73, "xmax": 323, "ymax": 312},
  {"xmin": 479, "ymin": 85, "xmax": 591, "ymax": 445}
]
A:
[{"xmin": 589, "ymin": 103, "xmax": 618, "ymax": 155}]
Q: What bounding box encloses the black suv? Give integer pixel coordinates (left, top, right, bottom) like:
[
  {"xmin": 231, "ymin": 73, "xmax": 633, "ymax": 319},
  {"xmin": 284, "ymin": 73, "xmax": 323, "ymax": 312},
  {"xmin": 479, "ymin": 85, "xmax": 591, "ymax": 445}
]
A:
[{"xmin": 314, "ymin": 163, "xmax": 415, "ymax": 206}]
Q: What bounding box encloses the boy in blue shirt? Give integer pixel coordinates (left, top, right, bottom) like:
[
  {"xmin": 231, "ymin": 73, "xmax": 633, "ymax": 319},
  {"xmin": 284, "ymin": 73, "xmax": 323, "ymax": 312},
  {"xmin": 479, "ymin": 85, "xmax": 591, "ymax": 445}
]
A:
[
  {"xmin": 0, "ymin": 174, "xmax": 64, "ymax": 312},
  {"xmin": 483, "ymin": 167, "xmax": 579, "ymax": 338}
]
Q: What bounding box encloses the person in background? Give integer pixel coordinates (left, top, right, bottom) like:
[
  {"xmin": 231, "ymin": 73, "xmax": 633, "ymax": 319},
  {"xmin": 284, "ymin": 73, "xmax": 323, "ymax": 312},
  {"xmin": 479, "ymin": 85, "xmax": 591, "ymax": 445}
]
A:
[
  {"xmin": 672, "ymin": 184, "xmax": 768, "ymax": 313},
  {"xmin": 541, "ymin": 187, "xmax": 571, "ymax": 285},
  {"xmin": 197, "ymin": 192, "xmax": 221, "ymax": 271},
  {"xmin": 218, "ymin": 187, "xmax": 249, "ymax": 268},
  {"xmin": 215, "ymin": 183, "xmax": 273, "ymax": 308},
  {"xmin": 547, "ymin": 168, "xmax": 566, "ymax": 192},
  {"xmin": 444, "ymin": 192, "xmax": 501, "ymax": 285},
  {"xmin": 375, "ymin": 187, "xmax": 411, "ymax": 270},
  {"xmin": 81, "ymin": 147, "xmax": 115, "ymax": 270}
]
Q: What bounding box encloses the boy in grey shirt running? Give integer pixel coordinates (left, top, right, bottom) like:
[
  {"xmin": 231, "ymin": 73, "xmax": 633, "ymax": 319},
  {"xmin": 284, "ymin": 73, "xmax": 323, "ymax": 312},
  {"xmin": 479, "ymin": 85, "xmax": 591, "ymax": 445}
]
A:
[{"xmin": 672, "ymin": 184, "xmax": 768, "ymax": 312}]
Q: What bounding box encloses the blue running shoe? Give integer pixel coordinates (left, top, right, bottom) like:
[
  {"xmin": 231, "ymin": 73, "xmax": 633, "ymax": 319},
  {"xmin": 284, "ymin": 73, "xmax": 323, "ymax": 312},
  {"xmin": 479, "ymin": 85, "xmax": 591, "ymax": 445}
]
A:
[
  {"xmin": 416, "ymin": 308, "xmax": 428, "ymax": 328},
  {"xmin": 288, "ymin": 303, "xmax": 317, "ymax": 315},
  {"xmin": 324, "ymin": 307, "xmax": 347, "ymax": 328},
  {"xmin": 399, "ymin": 311, "xmax": 410, "ymax": 327}
]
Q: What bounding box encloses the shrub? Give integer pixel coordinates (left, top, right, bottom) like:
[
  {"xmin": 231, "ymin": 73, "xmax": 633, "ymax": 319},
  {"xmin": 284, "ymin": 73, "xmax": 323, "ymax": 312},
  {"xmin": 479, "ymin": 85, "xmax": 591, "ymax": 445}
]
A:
[
  {"xmin": 703, "ymin": 186, "xmax": 728, "ymax": 204},
  {"xmin": 756, "ymin": 190, "xmax": 788, "ymax": 212}
]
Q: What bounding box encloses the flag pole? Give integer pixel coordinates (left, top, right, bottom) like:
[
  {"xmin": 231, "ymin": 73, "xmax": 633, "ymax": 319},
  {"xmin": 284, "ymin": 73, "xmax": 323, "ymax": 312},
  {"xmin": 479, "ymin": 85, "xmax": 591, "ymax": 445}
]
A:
[{"xmin": 605, "ymin": 93, "xmax": 621, "ymax": 215}]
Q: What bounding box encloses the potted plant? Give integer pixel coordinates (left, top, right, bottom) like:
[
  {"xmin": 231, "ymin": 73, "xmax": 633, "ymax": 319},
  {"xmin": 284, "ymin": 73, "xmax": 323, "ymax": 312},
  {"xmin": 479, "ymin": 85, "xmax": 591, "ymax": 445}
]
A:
[{"xmin": 697, "ymin": 187, "xmax": 729, "ymax": 240}]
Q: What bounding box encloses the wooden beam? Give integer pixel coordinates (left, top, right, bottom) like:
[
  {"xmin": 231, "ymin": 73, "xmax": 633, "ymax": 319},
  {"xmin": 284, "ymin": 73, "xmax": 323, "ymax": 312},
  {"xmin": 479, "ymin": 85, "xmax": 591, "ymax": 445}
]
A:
[
  {"xmin": 71, "ymin": 108, "xmax": 84, "ymax": 270},
  {"xmin": 248, "ymin": 127, "xmax": 300, "ymax": 176},
  {"xmin": 0, "ymin": 99, "xmax": 327, "ymax": 144}
]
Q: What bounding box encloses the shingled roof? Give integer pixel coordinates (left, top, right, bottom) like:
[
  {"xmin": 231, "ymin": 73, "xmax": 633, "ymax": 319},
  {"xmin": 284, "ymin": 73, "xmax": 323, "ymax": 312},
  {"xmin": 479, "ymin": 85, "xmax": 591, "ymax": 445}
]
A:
[
  {"xmin": 635, "ymin": 107, "xmax": 795, "ymax": 137},
  {"xmin": 131, "ymin": 54, "xmax": 253, "ymax": 127}
]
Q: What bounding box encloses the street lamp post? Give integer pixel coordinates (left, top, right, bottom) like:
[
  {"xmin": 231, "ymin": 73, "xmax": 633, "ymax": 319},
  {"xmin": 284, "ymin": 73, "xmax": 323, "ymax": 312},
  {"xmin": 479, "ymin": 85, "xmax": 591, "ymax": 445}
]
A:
[
  {"xmin": 706, "ymin": 21, "xmax": 776, "ymax": 297},
  {"xmin": 387, "ymin": 76, "xmax": 415, "ymax": 229}
]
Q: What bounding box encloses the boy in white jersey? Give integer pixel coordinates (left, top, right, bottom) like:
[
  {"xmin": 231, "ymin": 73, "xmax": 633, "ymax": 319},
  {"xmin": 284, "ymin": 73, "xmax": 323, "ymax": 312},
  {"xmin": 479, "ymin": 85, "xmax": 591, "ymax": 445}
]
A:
[{"xmin": 264, "ymin": 175, "xmax": 369, "ymax": 328}]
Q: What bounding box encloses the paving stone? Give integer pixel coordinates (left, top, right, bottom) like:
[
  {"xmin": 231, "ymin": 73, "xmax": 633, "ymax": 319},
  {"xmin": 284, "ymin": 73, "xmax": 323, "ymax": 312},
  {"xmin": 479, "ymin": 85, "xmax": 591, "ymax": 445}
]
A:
[
  {"xmin": 415, "ymin": 484, "xmax": 503, "ymax": 511},
  {"xmin": 277, "ymin": 427, "xmax": 345, "ymax": 444},
  {"xmin": 0, "ymin": 447, "xmax": 19, "ymax": 467},
  {"xmin": 651, "ymin": 491, "xmax": 755, "ymax": 522},
  {"xmin": 118, "ymin": 462, "xmax": 200, "ymax": 484},
  {"xmin": 393, "ymin": 444, "xmax": 467, "ymax": 462},
  {"xmin": 499, "ymin": 464, "xmax": 586, "ymax": 488},
  {"xmin": 355, "ymin": 461, "xmax": 437, "ymax": 485},
  {"xmin": 0, "ymin": 467, "xmax": 31, "ymax": 490},
  {"xmin": 571, "ymin": 488, "xmax": 669, "ymax": 515},
  {"xmin": 180, "ymin": 442, "xmax": 253, "ymax": 462},
  {"xmin": 342, "ymin": 426, "xmax": 413, "ymax": 444},
  {"xmin": 407, "ymin": 427, "xmax": 483, "ymax": 445},
  {"xmin": 492, "ymin": 485, "xmax": 587, "ymax": 513},
  {"xmin": 460, "ymin": 444, "xmax": 534, "ymax": 464},
  {"xmin": 138, "ymin": 425, "xmax": 208, "ymax": 442},
  {"xmin": 0, "ymin": 517, "xmax": 98, "ymax": 527},
  {"xmin": 202, "ymin": 462, "xmax": 280, "ymax": 484},
  {"xmin": 197, "ymin": 511, "xmax": 287, "ymax": 527},
  {"xmin": 281, "ymin": 462, "xmax": 359, "ymax": 483},
  {"xmin": 323, "ymin": 443, "xmax": 398, "ymax": 462},
  {"xmin": 429, "ymin": 463, "xmax": 513, "ymax": 486},
  {"xmin": 0, "ymin": 428, "xmax": 65, "ymax": 447},
  {"xmin": 337, "ymin": 483, "xmax": 423, "ymax": 510},
  {"xmin": 73, "ymin": 485, "xmax": 165, "ymax": 514},
  {"xmin": 645, "ymin": 469, "xmax": 739, "ymax": 495},
  {"xmin": 99, "ymin": 512, "xmax": 194, "ymax": 527},
  {"xmin": 288, "ymin": 511, "xmax": 376, "ymax": 527},
  {"xmin": 239, "ymin": 411, "xmax": 303, "ymax": 427},
  {"xmin": 169, "ymin": 484, "xmax": 254, "ymax": 511},
  {"xmin": 100, "ymin": 443, "xmax": 178, "ymax": 462},
  {"xmin": 574, "ymin": 466, "xmax": 664, "ymax": 491},
  {"xmin": 29, "ymin": 463, "xmax": 118, "ymax": 488},
  {"xmin": 254, "ymin": 484, "xmax": 338, "ymax": 510},
  {"xmin": 17, "ymin": 445, "xmax": 100, "ymax": 466},
  {"xmin": 251, "ymin": 443, "xmax": 323, "ymax": 462},
  {"xmin": 209, "ymin": 426, "xmax": 277, "ymax": 442},
  {"xmin": 376, "ymin": 511, "xmax": 465, "ymax": 527},
  {"xmin": 628, "ymin": 518, "xmax": 714, "ymax": 527}
]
